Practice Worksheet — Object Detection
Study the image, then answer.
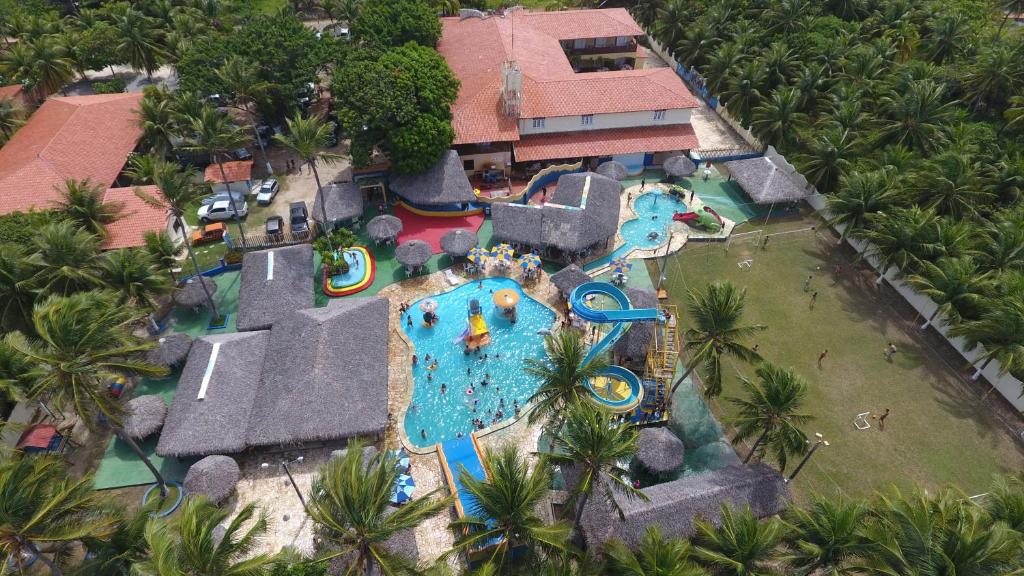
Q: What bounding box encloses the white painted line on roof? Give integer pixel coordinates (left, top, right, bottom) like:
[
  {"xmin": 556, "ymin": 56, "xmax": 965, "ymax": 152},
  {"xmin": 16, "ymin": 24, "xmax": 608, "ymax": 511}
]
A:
[
  {"xmin": 197, "ymin": 342, "xmax": 220, "ymax": 400},
  {"xmin": 267, "ymin": 251, "xmax": 274, "ymax": 281}
]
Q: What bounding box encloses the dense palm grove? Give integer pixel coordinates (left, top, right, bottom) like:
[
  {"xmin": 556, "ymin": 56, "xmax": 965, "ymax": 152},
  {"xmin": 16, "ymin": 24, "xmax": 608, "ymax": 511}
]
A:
[{"xmin": 0, "ymin": 0, "xmax": 1022, "ymax": 574}]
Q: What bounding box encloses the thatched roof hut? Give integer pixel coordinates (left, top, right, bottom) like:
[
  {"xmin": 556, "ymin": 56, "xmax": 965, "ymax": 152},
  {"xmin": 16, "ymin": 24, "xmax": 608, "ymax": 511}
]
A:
[
  {"xmin": 121, "ymin": 395, "xmax": 167, "ymax": 440},
  {"xmin": 145, "ymin": 333, "xmax": 193, "ymax": 369},
  {"xmin": 183, "ymin": 455, "xmax": 240, "ymax": 505},
  {"xmin": 237, "ymin": 244, "xmax": 314, "ymax": 332},
  {"xmin": 550, "ymin": 264, "xmax": 590, "ymax": 297},
  {"xmin": 635, "ymin": 427, "xmax": 685, "ymax": 475},
  {"xmin": 614, "ymin": 288, "xmax": 658, "ymax": 363},
  {"xmin": 664, "ymin": 155, "xmax": 696, "ymax": 177},
  {"xmin": 395, "ymin": 240, "xmax": 432, "ymax": 267},
  {"xmin": 388, "ymin": 150, "xmax": 475, "ymax": 206},
  {"xmin": 570, "ymin": 463, "xmax": 790, "ymax": 549},
  {"xmin": 723, "ymin": 156, "xmax": 805, "ymax": 205},
  {"xmin": 595, "ymin": 160, "xmax": 628, "ymax": 181},
  {"xmin": 312, "ymin": 182, "xmax": 364, "ymax": 225},
  {"xmin": 174, "ymin": 276, "xmax": 218, "ymax": 309},
  {"xmin": 439, "ymin": 229, "xmax": 478, "ymax": 257},
  {"xmin": 366, "ymin": 215, "xmax": 402, "ymax": 242},
  {"xmin": 492, "ymin": 202, "xmax": 544, "ymax": 248}
]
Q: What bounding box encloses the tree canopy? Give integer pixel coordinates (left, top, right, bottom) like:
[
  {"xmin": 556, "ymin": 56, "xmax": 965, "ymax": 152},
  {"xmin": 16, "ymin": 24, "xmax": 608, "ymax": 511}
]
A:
[{"xmin": 350, "ymin": 0, "xmax": 442, "ymax": 48}]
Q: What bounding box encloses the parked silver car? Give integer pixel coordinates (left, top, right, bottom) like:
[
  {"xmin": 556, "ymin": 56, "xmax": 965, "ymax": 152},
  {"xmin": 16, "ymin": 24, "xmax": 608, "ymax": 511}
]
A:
[{"xmin": 198, "ymin": 199, "xmax": 248, "ymax": 223}]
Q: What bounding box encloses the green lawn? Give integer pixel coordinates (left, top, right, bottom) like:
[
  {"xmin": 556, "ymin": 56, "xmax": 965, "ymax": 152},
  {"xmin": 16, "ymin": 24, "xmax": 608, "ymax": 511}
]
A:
[{"xmin": 652, "ymin": 211, "xmax": 1024, "ymax": 501}]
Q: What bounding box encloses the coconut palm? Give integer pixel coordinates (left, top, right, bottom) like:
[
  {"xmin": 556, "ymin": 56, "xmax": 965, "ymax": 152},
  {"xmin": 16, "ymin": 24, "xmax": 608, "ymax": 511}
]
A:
[
  {"xmin": 922, "ymin": 12, "xmax": 971, "ymax": 65},
  {"xmin": 273, "ymin": 113, "xmax": 342, "ymax": 237},
  {"xmin": 308, "ymin": 441, "xmax": 449, "ymax": 575},
  {"xmin": 911, "ymin": 152, "xmax": 992, "ymax": 219},
  {"xmin": 136, "ymin": 87, "xmax": 178, "ymax": 158},
  {"xmin": 136, "ymin": 160, "xmax": 219, "ymax": 318},
  {"xmin": 0, "ymin": 456, "xmax": 117, "ymax": 576},
  {"xmin": 25, "ymin": 221, "xmax": 104, "ymax": 296},
  {"xmin": 76, "ymin": 500, "xmax": 156, "ymax": 576},
  {"xmin": 693, "ymin": 504, "xmax": 785, "ymax": 576},
  {"xmin": 856, "ymin": 206, "xmax": 942, "ymax": 282},
  {"xmin": 669, "ymin": 282, "xmax": 765, "ymax": 398},
  {"xmin": 949, "ymin": 292, "xmax": 1024, "ymax": 382},
  {"xmin": 0, "ymin": 243, "xmax": 38, "ymax": 332},
  {"xmin": 143, "ymin": 229, "xmax": 183, "ymax": 283},
  {"xmin": 547, "ymin": 403, "xmax": 647, "ymax": 539},
  {"xmin": 826, "ymin": 170, "xmax": 901, "ymax": 242},
  {"xmin": 113, "ymin": 7, "xmax": 167, "ymax": 79},
  {"xmin": 323, "ymin": 0, "xmax": 364, "ymax": 24},
  {"xmin": 53, "ymin": 178, "xmax": 123, "ymax": 237},
  {"xmin": 448, "ymin": 445, "xmax": 573, "ymax": 567},
  {"xmin": 726, "ymin": 363, "xmax": 811, "ymax": 472},
  {"xmin": 0, "ymin": 337, "xmax": 31, "ymax": 411},
  {"xmin": 524, "ymin": 330, "xmax": 610, "ymax": 429},
  {"xmin": 985, "ymin": 474, "xmax": 1024, "ymax": 534},
  {"xmin": 603, "ymin": 526, "xmax": 704, "ymax": 576},
  {"xmin": 0, "ymin": 97, "xmax": 24, "ymax": 143},
  {"xmin": 183, "ymin": 106, "xmax": 252, "ymax": 250},
  {"xmin": 673, "ymin": 26, "xmax": 719, "ymax": 71},
  {"xmin": 982, "ymin": 151, "xmax": 1024, "ymax": 204},
  {"xmin": 1005, "ymin": 95, "xmax": 1024, "ymax": 133},
  {"xmin": 28, "ymin": 35, "xmax": 75, "ymax": 97},
  {"xmin": 906, "ymin": 257, "xmax": 993, "ymax": 329},
  {"xmin": 98, "ymin": 248, "xmax": 173, "ymax": 308},
  {"xmin": 795, "ymin": 128, "xmax": 858, "ymax": 194},
  {"xmin": 961, "ymin": 44, "xmax": 1021, "ymax": 113},
  {"xmin": 751, "ymin": 87, "xmax": 808, "ymax": 150},
  {"xmin": 134, "ymin": 498, "xmax": 279, "ymax": 576},
  {"xmin": 216, "ymin": 55, "xmax": 273, "ymax": 173},
  {"xmin": 719, "ymin": 60, "xmax": 766, "ymax": 128},
  {"xmin": 979, "ymin": 210, "xmax": 1024, "ymax": 274},
  {"xmin": 780, "ymin": 494, "xmax": 868, "ymax": 575},
  {"xmin": 875, "ymin": 80, "xmax": 953, "ymax": 154}
]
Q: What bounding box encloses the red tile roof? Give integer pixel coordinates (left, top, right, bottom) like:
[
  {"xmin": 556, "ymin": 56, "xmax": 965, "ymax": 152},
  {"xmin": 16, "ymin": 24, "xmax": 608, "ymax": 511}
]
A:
[
  {"xmin": 513, "ymin": 124, "xmax": 699, "ymax": 162},
  {"xmin": 439, "ymin": 9, "xmax": 699, "ymax": 146},
  {"xmin": 102, "ymin": 185, "xmax": 170, "ymax": 249},
  {"xmin": 0, "ymin": 92, "xmax": 143, "ymax": 215},
  {"xmin": 204, "ymin": 160, "xmax": 253, "ymax": 184},
  {"xmin": 0, "ymin": 84, "xmax": 24, "ymax": 102}
]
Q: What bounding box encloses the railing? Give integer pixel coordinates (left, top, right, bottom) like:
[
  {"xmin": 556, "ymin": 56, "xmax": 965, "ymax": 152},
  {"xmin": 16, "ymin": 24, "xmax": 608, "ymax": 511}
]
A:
[
  {"xmin": 694, "ymin": 145, "xmax": 764, "ymax": 163},
  {"xmin": 240, "ymin": 229, "xmax": 314, "ymax": 250},
  {"xmin": 563, "ymin": 41, "xmax": 638, "ymax": 55}
]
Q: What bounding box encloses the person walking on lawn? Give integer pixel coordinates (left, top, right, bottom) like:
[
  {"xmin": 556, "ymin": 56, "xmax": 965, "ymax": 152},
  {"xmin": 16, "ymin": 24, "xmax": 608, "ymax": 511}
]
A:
[
  {"xmin": 878, "ymin": 408, "xmax": 890, "ymax": 431},
  {"xmin": 803, "ymin": 275, "xmax": 813, "ymax": 292},
  {"xmin": 884, "ymin": 342, "xmax": 898, "ymax": 361},
  {"xmin": 817, "ymin": 348, "xmax": 828, "ymax": 369},
  {"xmin": 809, "ymin": 291, "xmax": 818, "ymax": 310}
]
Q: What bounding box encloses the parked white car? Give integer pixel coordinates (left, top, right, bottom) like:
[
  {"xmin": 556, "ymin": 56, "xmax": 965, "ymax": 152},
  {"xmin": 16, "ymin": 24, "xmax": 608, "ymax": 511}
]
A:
[
  {"xmin": 198, "ymin": 199, "xmax": 248, "ymax": 223},
  {"xmin": 255, "ymin": 178, "xmax": 280, "ymax": 205}
]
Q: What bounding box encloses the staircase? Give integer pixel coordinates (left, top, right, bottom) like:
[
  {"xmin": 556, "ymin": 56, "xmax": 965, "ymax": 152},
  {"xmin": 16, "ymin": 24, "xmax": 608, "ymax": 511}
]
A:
[{"xmin": 626, "ymin": 304, "xmax": 680, "ymax": 425}]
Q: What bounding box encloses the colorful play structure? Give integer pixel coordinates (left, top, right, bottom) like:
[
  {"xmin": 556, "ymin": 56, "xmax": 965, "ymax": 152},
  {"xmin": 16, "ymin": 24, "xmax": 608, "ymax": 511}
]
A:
[
  {"xmin": 673, "ymin": 205, "xmax": 724, "ymax": 233},
  {"xmin": 322, "ymin": 246, "xmax": 376, "ymax": 297},
  {"xmin": 438, "ymin": 433, "xmax": 503, "ymax": 562},
  {"xmin": 569, "ymin": 282, "xmax": 663, "ymax": 412},
  {"xmin": 459, "ymin": 299, "xmax": 492, "ymax": 348}
]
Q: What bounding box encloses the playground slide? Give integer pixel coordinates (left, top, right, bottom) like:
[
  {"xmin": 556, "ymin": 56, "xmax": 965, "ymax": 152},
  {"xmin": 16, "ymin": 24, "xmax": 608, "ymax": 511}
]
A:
[
  {"xmin": 673, "ymin": 211, "xmax": 698, "ymax": 223},
  {"xmin": 438, "ymin": 434, "xmax": 503, "ymax": 550},
  {"xmin": 469, "ymin": 314, "xmax": 489, "ymax": 336},
  {"xmin": 703, "ymin": 205, "xmax": 724, "ymax": 226}
]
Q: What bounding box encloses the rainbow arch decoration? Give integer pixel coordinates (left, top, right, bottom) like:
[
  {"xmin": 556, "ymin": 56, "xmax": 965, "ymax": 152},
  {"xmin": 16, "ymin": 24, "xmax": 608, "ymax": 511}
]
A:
[{"xmin": 322, "ymin": 246, "xmax": 376, "ymax": 297}]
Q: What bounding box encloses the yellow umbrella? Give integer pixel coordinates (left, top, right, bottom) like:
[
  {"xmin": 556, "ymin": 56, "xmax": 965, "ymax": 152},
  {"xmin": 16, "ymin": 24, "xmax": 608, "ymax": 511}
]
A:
[{"xmin": 493, "ymin": 288, "xmax": 520, "ymax": 308}]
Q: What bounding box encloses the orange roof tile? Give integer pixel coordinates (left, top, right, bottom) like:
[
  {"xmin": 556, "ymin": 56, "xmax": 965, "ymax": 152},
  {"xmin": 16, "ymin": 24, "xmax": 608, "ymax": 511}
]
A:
[
  {"xmin": 513, "ymin": 124, "xmax": 699, "ymax": 162},
  {"xmin": 516, "ymin": 8, "xmax": 644, "ymax": 40},
  {"xmin": 0, "ymin": 93, "xmax": 143, "ymax": 215},
  {"xmin": 204, "ymin": 160, "xmax": 253, "ymax": 184},
  {"xmin": 101, "ymin": 185, "xmax": 170, "ymax": 249},
  {"xmin": 0, "ymin": 84, "xmax": 24, "ymax": 101}
]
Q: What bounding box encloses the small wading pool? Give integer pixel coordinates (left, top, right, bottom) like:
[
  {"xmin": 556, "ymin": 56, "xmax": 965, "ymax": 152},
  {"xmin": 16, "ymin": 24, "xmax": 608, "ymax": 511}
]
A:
[
  {"xmin": 585, "ymin": 189, "xmax": 686, "ymax": 271},
  {"xmin": 402, "ymin": 277, "xmax": 556, "ymax": 448}
]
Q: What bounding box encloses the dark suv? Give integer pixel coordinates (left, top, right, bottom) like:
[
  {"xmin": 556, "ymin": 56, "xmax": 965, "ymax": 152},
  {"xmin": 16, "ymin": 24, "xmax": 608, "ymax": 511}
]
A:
[{"xmin": 289, "ymin": 201, "xmax": 309, "ymax": 233}]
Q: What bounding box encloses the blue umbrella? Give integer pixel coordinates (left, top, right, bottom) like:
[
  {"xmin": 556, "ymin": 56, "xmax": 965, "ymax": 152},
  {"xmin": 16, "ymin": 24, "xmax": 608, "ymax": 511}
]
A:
[
  {"xmin": 390, "ymin": 474, "xmax": 416, "ymax": 504},
  {"xmin": 391, "ymin": 449, "xmax": 411, "ymax": 472},
  {"xmin": 611, "ymin": 257, "xmax": 632, "ymax": 276}
]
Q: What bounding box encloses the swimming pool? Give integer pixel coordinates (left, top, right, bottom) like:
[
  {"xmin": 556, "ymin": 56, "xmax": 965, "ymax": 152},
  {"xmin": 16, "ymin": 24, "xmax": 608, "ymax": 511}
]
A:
[
  {"xmin": 584, "ymin": 190, "xmax": 684, "ymax": 271},
  {"xmin": 402, "ymin": 277, "xmax": 556, "ymax": 448}
]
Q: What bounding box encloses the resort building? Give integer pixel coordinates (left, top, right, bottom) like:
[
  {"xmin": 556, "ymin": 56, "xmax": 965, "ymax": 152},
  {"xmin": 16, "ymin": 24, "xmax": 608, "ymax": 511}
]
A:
[
  {"xmin": 387, "ymin": 149, "xmax": 477, "ymax": 211},
  {"xmin": 204, "ymin": 160, "xmax": 254, "ymax": 195},
  {"xmin": 157, "ymin": 297, "xmax": 390, "ymax": 458},
  {"xmin": 0, "ymin": 92, "xmax": 174, "ymax": 248},
  {"xmin": 237, "ymin": 244, "xmax": 315, "ymax": 332},
  {"xmin": 439, "ymin": 8, "xmax": 701, "ymax": 180}
]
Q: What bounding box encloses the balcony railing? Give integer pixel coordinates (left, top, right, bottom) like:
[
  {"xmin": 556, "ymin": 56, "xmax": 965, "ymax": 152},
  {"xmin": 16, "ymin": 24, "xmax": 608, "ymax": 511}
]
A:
[{"xmin": 562, "ymin": 40, "xmax": 637, "ymax": 55}]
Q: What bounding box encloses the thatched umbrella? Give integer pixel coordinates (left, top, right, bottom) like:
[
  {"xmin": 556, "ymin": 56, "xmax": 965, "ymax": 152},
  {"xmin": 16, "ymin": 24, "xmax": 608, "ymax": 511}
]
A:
[
  {"xmin": 367, "ymin": 215, "xmax": 403, "ymax": 243},
  {"xmin": 145, "ymin": 333, "xmax": 193, "ymax": 369},
  {"xmin": 636, "ymin": 427, "xmax": 685, "ymax": 476},
  {"xmin": 184, "ymin": 455, "xmax": 240, "ymax": 505},
  {"xmin": 595, "ymin": 160, "xmax": 628, "ymax": 181},
  {"xmin": 440, "ymin": 229, "xmax": 478, "ymax": 258},
  {"xmin": 174, "ymin": 276, "xmax": 218, "ymax": 309},
  {"xmin": 395, "ymin": 240, "xmax": 432, "ymax": 267},
  {"xmin": 663, "ymin": 155, "xmax": 697, "ymax": 178},
  {"xmin": 121, "ymin": 395, "xmax": 167, "ymax": 441}
]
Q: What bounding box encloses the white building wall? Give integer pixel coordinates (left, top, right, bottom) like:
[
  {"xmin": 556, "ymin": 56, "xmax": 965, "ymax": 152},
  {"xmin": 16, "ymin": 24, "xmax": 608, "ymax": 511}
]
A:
[{"xmin": 518, "ymin": 109, "xmax": 691, "ymax": 135}]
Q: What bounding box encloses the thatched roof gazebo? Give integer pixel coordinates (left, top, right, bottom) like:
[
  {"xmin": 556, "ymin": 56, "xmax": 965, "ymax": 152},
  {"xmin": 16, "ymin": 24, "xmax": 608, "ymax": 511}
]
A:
[
  {"xmin": 440, "ymin": 229, "xmax": 478, "ymax": 258},
  {"xmin": 395, "ymin": 240, "xmax": 432, "ymax": 267},
  {"xmin": 312, "ymin": 182, "xmax": 364, "ymax": 226},
  {"xmin": 146, "ymin": 333, "xmax": 193, "ymax": 369},
  {"xmin": 550, "ymin": 264, "xmax": 591, "ymax": 298},
  {"xmin": 614, "ymin": 289, "xmax": 658, "ymax": 364},
  {"xmin": 663, "ymin": 155, "xmax": 697, "ymax": 178},
  {"xmin": 595, "ymin": 160, "xmax": 628, "ymax": 181},
  {"xmin": 183, "ymin": 455, "xmax": 240, "ymax": 505},
  {"xmin": 636, "ymin": 427, "xmax": 685, "ymax": 476},
  {"xmin": 388, "ymin": 150, "xmax": 475, "ymax": 207},
  {"xmin": 237, "ymin": 244, "xmax": 314, "ymax": 332},
  {"xmin": 366, "ymin": 215, "xmax": 402, "ymax": 243},
  {"xmin": 174, "ymin": 276, "xmax": 217, "ymax": 309},
  {"xmin": 723, "ymin": 156, "xmax": 806, "ymax": 205},
  {"xmin": 121, "ymin": 395, "xmax": 167, "ymax": 441}
]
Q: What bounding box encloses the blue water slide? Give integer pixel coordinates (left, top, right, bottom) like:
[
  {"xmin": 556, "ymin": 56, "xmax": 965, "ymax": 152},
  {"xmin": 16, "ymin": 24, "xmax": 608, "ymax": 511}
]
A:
[{"xmin": 438, "ymin": 435, "xmax": 503, "ymax": 550}]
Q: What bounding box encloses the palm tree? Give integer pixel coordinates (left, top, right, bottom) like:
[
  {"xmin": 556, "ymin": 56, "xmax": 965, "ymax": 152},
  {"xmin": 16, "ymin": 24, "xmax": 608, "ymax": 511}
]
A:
[
  {"xmin": 547, "ymin": 403, "xmax": 647, "ymax": 539},
  {"xmin": 98, "ymin": 248, "xmax": 173, "ymax": 308},
  {"xmin": 961, "ymin": 44, "xmax": 1021, "ymax": 113},
  {"xmin": 726, "ymin": 363, "xmax": 811, "ymax": 471},
  {"xmin": 272, "ymin": 113, "xmax": 342, "ymax": 237},
  {"xmin": 751, "ymin": 87, "xmax": 808, "ymax": 150},
  {"xmin": 0, "ymin": 97, "xmax": 24, "ymax": 143},
  {"xmin": 704, "ymin": 42, "xmax": 744, "ymax": 96},
  {"xmin": 136, "ymin": 87, "xmax": 178, "ymax": 158},
  {"xmin": 25, "ymin": 221, "xmax": 104, "ymax": 296},
  {"xmin": 1005, "ymin": 95, "xmax": 1024, "ymax": 133},
  {"xmin": 669, "ymin": 282, "xmax": 765, "ymax": 398},
  {"xmin": 323, "ymin": 0, "xmax": 364, "ymax": 25},
  {"xmin": 136, "ymin": 160, "xmax": 220, "ymax": 318},
  {"xmin": 53, "ymin": 178, "xmax": 123, "ymax": 237},
  {"xmin": 28, "ymin": 35, "xmax": 74, "ymax": 97},
  {"xmin": 795, "ymin": 128, "xmax": 858, "ymax": 194},
  {"xmin": 826, "ymin": 170, "xmax": 901, "ymax": 242},
  {"xmin": 0, "ymin": 243, "xmax": 38, "ymax": 332},
  {"xmin": 719, "ymin": 60, "xmax": 766, "ymax": 128},
  {"xmin": 906, "ymin": 257, "xmax": 993, "ymax": 329},
  {"xmin": 183, "ymin": 106, "xmax": 252, "ymax": 250},
  {"xmin": 603, "ymin": 526, "xmax": 704, "ymax": 576},
  {"xmin": 980, "ymin": 210, "xmax": 1024, "ymax": 274},
  {"xmin": 524, "ymin": 330, "xmax": 610, "ymax": 430},
  {"xmin": 113, "ymin": 7, "xmax": 167, "ymax": 79},
  {"xmin": 693, "ymin": 504, "xmax": 785, "ymax": 576},
  {"xmin": 855, "ymin": 487, "xmax": 1021, "ymax": 575},
  {"xmin": 922, "ymin": 12, "xmax": 970, "ymax": 65},
  {"xmin": 856, "ymin": 206, "xmax": 942, "ymax": 282},
  {"xmin": 910, "ymin": 152, "xmax": 992, "ymax": 219},
  {"xmin": 308, "ymin": 441, "xmax": 450, "ymax": 574},
  {"xmin": 448, "ymin": 445, "xmax": 573, "ymax": 567},
  {"xmin": 76, "ymin": 500, "xmax": 156, "ymax": 576},
  {"xmin": 216, "ymin": 55, "xmax": 273, "ymax": 174},
  {"xmin": 134, "ymin": 498, "xmax": 279, "ymax": 576},
  {"xmin": 876, "ymin": 80, "xmax": 953, "ymax": 154},
  {"xmin": 0, "ymin": 456, "xmax": 117, "ymax": 576},
  {"xmin": 949, "ymin": 292, "xmax": 1024, "ymax": 382},
  {"xmin": 780, "ymin": 494, "xmax": 868, "ymax": 575},
  {"xmin": 985, "ymin": 474, "xmax": 1024, "ymax": 534},
  {"xmin": 143, "ymin": 229, "xmax": 183, "ymax": 283}
]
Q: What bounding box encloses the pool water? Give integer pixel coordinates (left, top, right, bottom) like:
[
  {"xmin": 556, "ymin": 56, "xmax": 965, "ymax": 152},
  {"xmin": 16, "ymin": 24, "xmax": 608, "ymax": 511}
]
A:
[
  {"xmin": 402, "ymin": 277, "xmax": 556, "ymax": 448},
  {"xmin": 329, "ymin": 249, "xmax": 369, "ymax": 289},
  {"xmin": 584, "ymin": 190, "xmax": 684, "ymax": 271}
]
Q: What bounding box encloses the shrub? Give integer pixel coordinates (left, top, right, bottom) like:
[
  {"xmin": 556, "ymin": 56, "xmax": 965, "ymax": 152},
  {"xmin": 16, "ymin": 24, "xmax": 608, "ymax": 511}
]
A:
[
  {"xmin": 223, "ymin": 249, "xmax": 243, "ymax": 265},
  {"xmin": 91, "ymin": 78, "xmax": 127, "ymax": 94},
  {"xmin": 0, "ymin": 209, "xmax": 64, "ymax": 245}
]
